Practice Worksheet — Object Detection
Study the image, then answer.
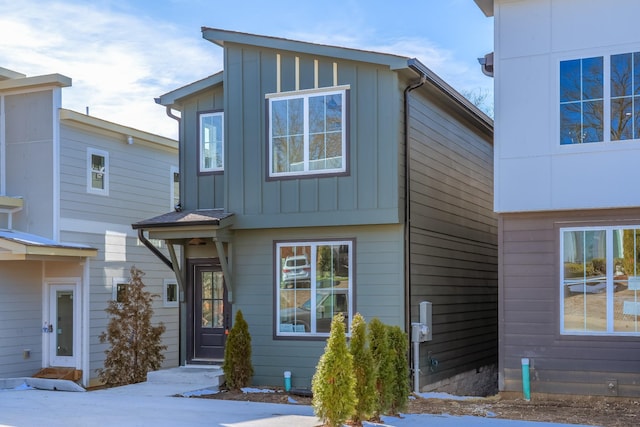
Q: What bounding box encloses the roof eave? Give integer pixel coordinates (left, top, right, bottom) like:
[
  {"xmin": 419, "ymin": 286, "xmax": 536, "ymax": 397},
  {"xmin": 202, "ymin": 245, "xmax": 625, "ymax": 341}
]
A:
[
  {"xmin": 201, "ymin": 27, "xmax": 409, "ymax": 71},
  {"xmin": 407, "ymin": 58, "xmax": 493, "ymax": 135},
  {"xmin": 156, "ymin": 71, "xmax": 224, "ymax": 109},
  {"xmin": 474, "ymin": 0, "xmax": 494, "ymax": 17}
]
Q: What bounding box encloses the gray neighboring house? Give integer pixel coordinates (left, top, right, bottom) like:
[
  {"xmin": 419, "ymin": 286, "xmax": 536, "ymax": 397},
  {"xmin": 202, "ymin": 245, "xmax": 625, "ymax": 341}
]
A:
[
  {"xmin": 134, "ymin": 28, "xmax": 497, "ymax": 394},
  {"xmin": 0, "ymin": 67, "xmax": 179, "ymax": 388},
  {"xmin": 476, "ymin": 0, "xmax": 640, "ymax": 397}
]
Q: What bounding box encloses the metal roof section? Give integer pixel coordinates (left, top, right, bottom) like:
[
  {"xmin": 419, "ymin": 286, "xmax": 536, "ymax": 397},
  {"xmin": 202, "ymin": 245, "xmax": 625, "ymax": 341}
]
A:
[
  {"xmin": 155, "ymin": 71, "xmax": 223, "ymax": 109},
  {"xmin": 0, "ymin": 229, "xmax": 97, "ymax": 261},
  {"xmin": 201, "ymin": 27, "xmax": 410, "ymax": 70},
  {"xmin": 59, "ymin": 108, "xmax": 178, "ymax": 151},
  {"xmin": 0, "ymin": 73, "xmax": 71, "ymax": 91}
]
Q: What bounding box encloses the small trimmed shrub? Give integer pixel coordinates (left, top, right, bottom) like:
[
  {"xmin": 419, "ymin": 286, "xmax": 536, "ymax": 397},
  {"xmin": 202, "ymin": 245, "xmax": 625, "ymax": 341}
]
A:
[
  {"xmin": 312, "ymin": 313, "xmax": 356, "ymax": 427},
  {"xmin": 98, "ymin": 266, "xmax": 166, "ymax": 386},
  {"xmin": 368, "ymin": 318, "xmax": 393, "ymax": 419},
  {"xmin": 223, "ymin": 310, "xmax": 254, "ymax": 390},
  {"xmin": 349, "ymin": 313, "xmax": 376, "ymax": 425},
  {"xmin": 387, "ymin": 325, "xmax": 410, "ymax": 414}
]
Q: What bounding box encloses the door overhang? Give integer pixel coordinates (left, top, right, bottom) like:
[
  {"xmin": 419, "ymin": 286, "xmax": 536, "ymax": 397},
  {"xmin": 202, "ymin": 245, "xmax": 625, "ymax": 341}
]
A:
[{"xmin": 0, "ymin": 230, "xmax": 97, "ymax": 261}]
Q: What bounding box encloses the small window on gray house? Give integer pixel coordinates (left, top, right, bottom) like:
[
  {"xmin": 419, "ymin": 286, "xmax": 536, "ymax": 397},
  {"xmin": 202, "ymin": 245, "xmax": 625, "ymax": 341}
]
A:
[
  {"xmin": 164, "ymin": 280, "xmax": 179, "ymax": 307},
  {"xmin": 87, "ymin": 148, "xmax": 109, "ymax": 195},
  {"xmin": 199, "ymin": 112, "xmax": 224, "ymax": 173}
]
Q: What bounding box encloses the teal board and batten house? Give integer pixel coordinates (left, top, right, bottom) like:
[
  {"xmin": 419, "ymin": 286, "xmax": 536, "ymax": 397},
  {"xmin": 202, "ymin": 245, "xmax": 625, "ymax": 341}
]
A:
[{"xmin": 134, "ymin": 28, "xmax": 497, "ymax": 394}]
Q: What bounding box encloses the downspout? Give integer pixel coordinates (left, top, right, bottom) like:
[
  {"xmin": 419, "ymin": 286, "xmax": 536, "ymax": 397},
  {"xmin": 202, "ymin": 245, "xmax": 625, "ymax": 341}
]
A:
[
  {"xmin": 404, "ymin": 72, "xmax": 426, "ymax": 392},
  {"xmin": 137, "ymin": 229, "xmax": 173, "ymax": 269},
  {"xmin": 403, "ymin": 75, "xmax": 426, "ymax": 333}
]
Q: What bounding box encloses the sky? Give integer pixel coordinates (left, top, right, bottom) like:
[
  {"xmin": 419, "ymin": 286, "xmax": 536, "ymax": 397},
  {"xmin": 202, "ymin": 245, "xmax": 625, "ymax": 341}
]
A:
[{"xmin": 0, "ymin": 0, "xmax": 494, "ymax": 140}]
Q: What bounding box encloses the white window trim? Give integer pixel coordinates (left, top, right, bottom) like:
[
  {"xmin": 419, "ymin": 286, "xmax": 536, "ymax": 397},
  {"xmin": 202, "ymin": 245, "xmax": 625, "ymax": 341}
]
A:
[
  {"xmin": 163, "ymin": 279, "xmax": 179, "ymax": 308},
  {"xmin": 112, "ymin": 277, "xmax": 129, "ymax": 303},
  {"xmin": 560, "ymin": 225, "xmax": 640, "ymax": 336},
  {"xmin": 199, "ymin": 111, "xmax": 224, "ymax": 173},
  {"xmin": 557, "ymin": 50, "xmax": 640, "ymax": 151},
  {"xmin": 87, "ymin": 148, "xmax": 109, "ymax": 196},
  {"xmin": 275, "ymin": 240, "xmax": 353, "ymax": 337},
  {"xmin": 267, "ymin": 86, "xmax": 348, "ymax": 178}
]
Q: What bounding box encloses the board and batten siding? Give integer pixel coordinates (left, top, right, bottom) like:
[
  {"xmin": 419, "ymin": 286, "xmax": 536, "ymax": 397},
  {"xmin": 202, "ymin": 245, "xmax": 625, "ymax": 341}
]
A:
[
  {"xmin": 222, "ymin": 43, "xmax": 402, "ymax": 230},
  {"xmin": 0, "ymin": 263, "xmax": 45, "ymax": 378},
  {"xmin": 500, "ymin": 209, "xmax": 640, "ymax": 397},
  {"xmin": 231, "ymin": 224, "xmax": 404, "ymax": 388},
  {"xmin": 178, "ymin": 86, "xmax": 225, "ymax": 210},
  {"xmin": 407, "ymin": 86, "xmax": 498, "ymax": 388}
]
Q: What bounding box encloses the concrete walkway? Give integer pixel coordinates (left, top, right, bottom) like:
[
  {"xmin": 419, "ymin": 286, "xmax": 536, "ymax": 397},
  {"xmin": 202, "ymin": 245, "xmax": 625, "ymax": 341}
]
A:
[{"xmin": 0, "ymin": 367, "xmax": 599, "ymax": 427}]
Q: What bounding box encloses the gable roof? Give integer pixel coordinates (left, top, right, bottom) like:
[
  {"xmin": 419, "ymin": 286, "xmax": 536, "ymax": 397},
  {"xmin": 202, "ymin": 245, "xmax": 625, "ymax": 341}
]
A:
[{"xmin": 0, "ymin": 229, "xmax": 97, "ymax": 261}]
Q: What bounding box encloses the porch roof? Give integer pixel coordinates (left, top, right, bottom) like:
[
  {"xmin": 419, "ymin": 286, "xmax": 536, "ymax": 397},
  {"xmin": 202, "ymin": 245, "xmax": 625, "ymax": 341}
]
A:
[
  {"xmin": 131, "ymin": 209, "xmax": 235, "ymax": 240},
  {"xmin": 0, "ymin": 230, "xmax": 97, "ymax": 261}
]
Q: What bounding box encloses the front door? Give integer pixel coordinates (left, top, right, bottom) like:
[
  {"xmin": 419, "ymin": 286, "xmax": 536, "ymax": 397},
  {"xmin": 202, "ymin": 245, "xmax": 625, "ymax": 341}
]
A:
[
  {"xmin": 49, "ymin": 284, "xmax": 78, "ymax": 367},
  {"xmin": 193, "ymin": 264, "xmax": 229, "ymax": 360}
]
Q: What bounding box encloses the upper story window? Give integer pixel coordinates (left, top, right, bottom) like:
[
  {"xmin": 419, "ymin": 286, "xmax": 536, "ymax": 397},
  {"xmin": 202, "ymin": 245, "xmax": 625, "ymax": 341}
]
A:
[
  {"xmin": 561, "ymin": 226, "xmax": 640, "ymax": 336},
  {"xmin": 276, "ymin": 240, "xmax": 353, "ymax": 337},
  {"xmin": 560, "ymin": 52, "xmax": 640, "ymax": 144},
  {"xmin": 199, "ymin": 111, "xmax": 224, "ymax": 173},
  {"xmin": 267, "ymin": 86, "xmax": 349, "ymax": 178},
  {"xmin": 87, "ymin": 148, "xmax": 109, "ymax": 195},
  {"xmin": 170, "ymin": 166, "xmax": 179, "ymax": 210}
]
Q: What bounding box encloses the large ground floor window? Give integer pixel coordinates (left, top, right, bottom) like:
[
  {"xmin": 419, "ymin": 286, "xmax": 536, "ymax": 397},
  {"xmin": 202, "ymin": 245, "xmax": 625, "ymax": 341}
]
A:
[
  {"xmin": 275, "ymin": 240, "xmax": 352, "ymax": 337},
  {"xmin": 561, "ymin": 227, "xmax": 640, "ymax": 335}
]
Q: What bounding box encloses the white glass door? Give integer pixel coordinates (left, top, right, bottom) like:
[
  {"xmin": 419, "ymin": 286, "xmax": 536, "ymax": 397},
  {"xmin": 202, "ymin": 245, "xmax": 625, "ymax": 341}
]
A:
[{"xmin": 49, "ymin": 284, "xmax": 77, "ymax": 367}]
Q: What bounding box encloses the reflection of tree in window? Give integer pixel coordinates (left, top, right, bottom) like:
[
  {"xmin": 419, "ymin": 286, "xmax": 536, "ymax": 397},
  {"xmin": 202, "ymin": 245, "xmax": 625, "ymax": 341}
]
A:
[
  {"xmin": 560, "ymin": 57, "xmax": 603, "ymax": 144},
  {"xmin": 611, "ymin": 52, "xmax": 640, "ymax": 140}
]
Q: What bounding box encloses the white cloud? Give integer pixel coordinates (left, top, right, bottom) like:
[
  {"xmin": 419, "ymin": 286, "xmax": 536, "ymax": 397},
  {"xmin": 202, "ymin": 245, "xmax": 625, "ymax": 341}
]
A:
[{"xmin": 0, "ymin": 1, "xmax": 220, "ymax": 139}]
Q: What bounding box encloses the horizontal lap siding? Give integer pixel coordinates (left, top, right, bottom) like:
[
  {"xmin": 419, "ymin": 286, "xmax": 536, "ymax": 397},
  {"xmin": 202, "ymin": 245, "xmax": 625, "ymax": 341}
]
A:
[
  {"xmin": 408, "ymin": 89, "xmax": 497, "ymax": 387},
  {"xmin": 232, "ymin": 224, "xmax": 403, "ymax": 388},
  {"xmin": 59, "ymin": 124, "xmax": 179, "ymax": 383},
  {"xmin": 0, "ymin": 263, "xmax": 45, "ymax": 377},
  {"xmin": 501, "ymin": 209, "xmax": 640, "ymax": 397}
]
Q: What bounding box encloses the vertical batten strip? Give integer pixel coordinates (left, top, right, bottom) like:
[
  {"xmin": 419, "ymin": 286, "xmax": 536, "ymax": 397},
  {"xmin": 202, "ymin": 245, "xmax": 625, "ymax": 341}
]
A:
[
  {"xmin": 333, "ymin": 62, "xmax": 338, "ymax": 86},
  {"xmin": 276, "ymin": 53, "xmax": 281, "ymax": 93},
  {"xmin": 314, "ymin": 59, "xmax": 319, "ymax": 88},
  {"xmin": 295, "ymin": 56, "xmax": 300, "ymax": 91}
]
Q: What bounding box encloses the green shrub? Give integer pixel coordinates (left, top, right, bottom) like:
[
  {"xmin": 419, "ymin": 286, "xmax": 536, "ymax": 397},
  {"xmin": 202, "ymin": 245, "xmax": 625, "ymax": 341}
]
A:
[
  {"xmin": 349, "ymin": 313, "xmax": 376, "ymax": 425},
  {"xmin": 387, "ymin": 325, "xmax": 410, "ymax": 414},
  {"xmin": 312, "ymin": 313, "xmax": 356, "ymax": 427},
  {"xmin": 368, "ymin": 318, "xmax": 393, "ymax": 419},
  {"xmin": 222, "ymin": 310, "xmax": 254, "ymax": 390},
  {"xmin": 97, "ymin": 266, "xmax": 166, "ymax": 386}
]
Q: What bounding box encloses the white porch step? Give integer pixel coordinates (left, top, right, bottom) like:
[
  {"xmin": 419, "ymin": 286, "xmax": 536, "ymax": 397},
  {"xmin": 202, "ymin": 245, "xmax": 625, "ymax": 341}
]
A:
[{"xmin": 146, "ymin": 366, "xmax": 224, "ymax": 389}]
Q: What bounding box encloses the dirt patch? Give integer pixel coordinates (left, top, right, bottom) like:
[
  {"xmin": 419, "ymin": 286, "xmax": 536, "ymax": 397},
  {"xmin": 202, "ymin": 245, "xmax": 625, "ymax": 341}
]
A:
[{"xmin": 195, "ymin": 388, "xmax": 639, "ymax": 426}]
